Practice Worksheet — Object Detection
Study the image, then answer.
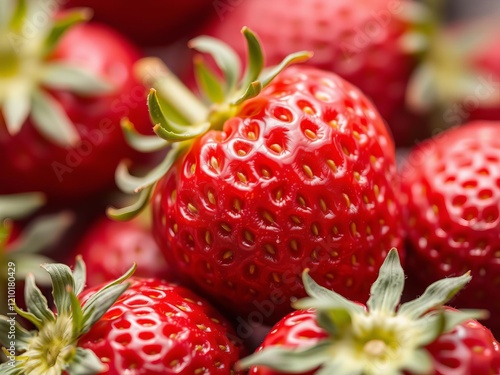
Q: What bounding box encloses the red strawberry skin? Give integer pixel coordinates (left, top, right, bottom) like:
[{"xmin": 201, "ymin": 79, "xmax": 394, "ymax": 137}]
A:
[
  {"xmin": 400, "ymin": 121, "xmax": 500, "ymax": 333},
  {"xmin": 77, "ymin": 277, "xmax": 245, "ymax": 375},
  {"xmin": 0, "ymin": 23, "xmax": 152, "ymax": 202},
  {"xmin": 152, "ymin": 65, "xmax": 404, "ymax": 324},
  {"xmin": 67, "ymin": 217, "xmax": 170, "ymax": 287},
  {"xmin": 201, "ymin": 0, "xmax": 426, "ymax": 146},
  {"xmin": 249, "ymin": 308, "xmax": 500, "ymax": 375}
]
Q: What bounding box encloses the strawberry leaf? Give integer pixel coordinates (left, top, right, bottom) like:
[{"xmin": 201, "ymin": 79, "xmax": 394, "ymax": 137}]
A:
[
  {"xmin": 0, "ymin": 193, "xmax": 45, "ymax": 221},
  {"xmin": 42, "ymin": 263, "xmax": 75, "ymax": 316},
  {"xmin": 72, "ymin": 256, "xmax": 87, "ymax": 295},
  {"xmin": 237, "ymin": 341, "xmax": 332, "ymax": 372},
  {"xmin": 2, "ymin": 83, "xmax": 31, "ymax": 135},
  {"xmin": 366, "ymin": 249, "xmax": 404, "ymax": 313},
  {"xmin": 399, "ymin": 272, "xmax": 472, "ymax": 319},
  {"xmin": 67, "ymin": 348, "xmax": 107, "ymax": 375},
  {"xmin": 241, "ymin": 26, "xmax": 264, "ymax": 89},
  {"xmin": 31, "ymin": 88, "xmax": 80, "ymax": 147},
  {"xmin": 107, "ymin": 185, "xmax": 153, "ymax": 221},
  {"xmin": 121, "ymin": 118, "xmax": 169, "ymax": 153},
  {"xmin": 194, "ymin": 55, "xmax": 226, "ymax": 104},
  {"xmin": 115, "ymin": 143, "xmax": 185, "ymax": 194},
  {"xmin": 260, "ymin": 50, "xmax": 313, "ymax": 88},
  {"xmin": 43, "ymin": 8, "xmax": 91, "ymax": 56},
  {"xmin": 41, "ymin": 63, "xmax": 114, "ymax": 96},
  {"xmin": 189, "ymin": 35, "xmax": 241, "ymax": 95},
  {"xmin": 23, "ymin": 274, "xmax": 55, "ymax": 327}
]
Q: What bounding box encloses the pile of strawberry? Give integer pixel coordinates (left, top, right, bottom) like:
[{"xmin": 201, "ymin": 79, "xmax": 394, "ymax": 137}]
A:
[{"xmin": 1, "ymin": 0, "xmax": 499, "ymax": 374}]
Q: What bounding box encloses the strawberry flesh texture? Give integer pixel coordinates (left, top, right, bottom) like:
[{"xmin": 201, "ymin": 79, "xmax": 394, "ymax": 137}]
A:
[
  {"xmin": 77, "ymin": 277, "xmax": 245, "ymax": 375},
  {"xmin": 401, "ymin": 121, "xmax": 500, "ymax": 335},
  {"xmin": 201, "ymin": 0, "xmax": 427, "ymax": 147},
  {"xmin": 249, "ymin": 307, "xmax": 500, "ymax": 375},
  {"xmin": 152, "ymin": 66, "xmax": 404, "ymax": 324},
  {"xmin": 0, "ymin": 23, "xmax": 152, "ymax": 202},
  {"xmin": 67, "ymin": 217, "xmax": 170, "ymax": 288}
]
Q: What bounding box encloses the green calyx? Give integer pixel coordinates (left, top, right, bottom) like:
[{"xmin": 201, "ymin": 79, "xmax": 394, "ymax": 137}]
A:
[
  {"xmin": 0, "ymin": 0, "xmax": 113, "ymax": 147},
  {"xmin": 0, "ymin": 257, "xmax": 136, "ymax": 375},
  {"xmin": 237, "ymin": 249, "xmax": 488, "ymax": 375},
  {"xmin": 108, "ymin": 27, "xmax": 312, "ymax": 220}
]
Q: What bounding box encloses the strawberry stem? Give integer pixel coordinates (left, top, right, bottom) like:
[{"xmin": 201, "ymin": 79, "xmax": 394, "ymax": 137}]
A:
[{"xmin": 134, "ymin": 57, "xmax": 209, "ymax": 125}]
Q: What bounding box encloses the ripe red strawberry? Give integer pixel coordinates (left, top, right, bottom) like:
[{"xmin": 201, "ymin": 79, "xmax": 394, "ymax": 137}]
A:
[
  {"xmin": 0, "ymin": 2, "xmax": 152, "ymax": 202},
  {"xmin": 67, "ymin": 216, "xmax": 169, "ymax": 287},
  {"xmin": 0, "ymin": 259, "xmax": 245, "ymax": 374},
  {"xmin": 63, "ymin": 0, "xmax": 215, "ymax": 46},
  {"xmin": 400, "ymin": 121, "xmax": 500, "ymax": 335},
  {"xmin": 200, "ymin": 0, "xmax": 429, "ymax": 146},
  {"xmin": 238, "ymin": 249, "xmax": 500, "ymax": 374},
  {"xmin": 112, "ymin": 29, "xmax": 404, "ymax": 324}
]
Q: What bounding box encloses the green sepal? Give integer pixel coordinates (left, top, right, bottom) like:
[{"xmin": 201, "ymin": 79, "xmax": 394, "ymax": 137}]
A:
[
  {"xmin": 260, "ymin": 50, "xmax": 313, "ymax": 88},
  {"xmin": 366, "ymin": 248, "xmax": 404, "ymax": 313},
  {"xmin": 399, "ymin": 272, "xmax": 472, "ymax": 319},
  {"xmin": 31, "ymin": 88, "xmax": 80, "ymax": 147},
  {"xmin": 41, "ymin": 263, "xmax": 76, "ymax": 317},
  {"xmin": 240, "ymin": 27, "xmax": 265, "ymax": 89},
  {"xmin": 153, "ymin": 121, "xmax": 211, "ymax": 143},
  {"xmin": 148, "ymin": 89, "xmax": 211, "ymax": 142},
  {"xmin": 412, "ymin": 310, "xmax": 446, "ymax": 347},
  {"xmin": 80, "ymin": 263, "xmax": 136, "ymax": 333},
  {"xmin": 441, "ymin": 309, "xmax": 489, "ymax": 334},
  {"xmin": 43, "ymin": 8, "xmax": 92, "ymax": 57},
  {"xmin": 121, "ymin": 118, "xmax": 169, "ymax": 153},
  {"xmin": 8, "ymin": 212, "xmax": 72, "ymax": 255},
  {"xmin": 8, "ymin": 0, "xmax": 27, "ymax": 32},
  {"xmin": 41, "ymin": 63, "xmax": 114, "ymax": 96},
  {"xmin": 316, "ymin": 309, "xmax": 352, "ymax": 337},
  {"xmin": 188, "ymin": 35, "xmax": 242, "ymax": 95},
  {"xmin": 0, "ymin": 316, "xmax": 33, "ymax": 351},
  {"xmin": 0, "ymin": 192, "xmax": 45, "ymax": 221},
  {"xmin": 69, "ymin": 287, "xmax": 84, "ymax": 340},
  {"xmin": 25, "ymin": 274, "xmax": 56, "ymax": 322},
  {"xmin": 2, "ymin": 83, "xmax": 31, "ymax": 135},
  {"xmin": 401, "ymin": 349, "xmax": 434, "ymax": 375},
  {"xmin": 115, "ymin": 143, "xmax": 185, "ymax": 194},
  {"xmin": 232, "ymin": 81, "xmax": 262, "ymax": 106},
  {"xmin": 66, "ymin": 347, "xmax": 107, "ymax": 375},
  {"xmin": 72, "ymin": 256, "xmax": 87, "ymax": 296},
  {"xmin": 293, "ymin": 270, "xmax": 364, "ymax": 314},
  {"xmin": 193, "ymin": 55, "xmax": 226, "ymax": 104},
  {"xmin": 237, "ymin": 340, "xmax": 332, "ymax": 373},
  {"xmin": 107, "ymin": 185, "xmax": 154, "ymax": 221},
  {"xmin": 0, "ymin": 362, "xmax": 23, "ymax": 375}
]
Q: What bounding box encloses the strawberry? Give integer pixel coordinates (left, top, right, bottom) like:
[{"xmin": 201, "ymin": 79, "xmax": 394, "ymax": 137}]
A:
[
  {"xmin": 400, "ymin": 121, "xmax": 500, "ymax": 335},
  {"xmin": 238, "ymin": 249, "xmax": 500, "ymax": 375},
  {"xmin": 66, "ymin": 216, "xmax": 169, "ymax": 287},
  {"xmin": 0, "ymin": 258, "xmax": 245, "ymax": 374},
  {"xmin": 63, "ymin": 0, "xmax": 215, "ymax": 46},
  {"xmin": 111, "ymin": 29, "xmax": 404, "ymax": 324},
  {"xmin": 200, "ymin": 0, "xmax": 430, "ymax": 147},
  {"xmin": 0, "ymin": 1, "xmax": 152, "ymax": 202}
]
